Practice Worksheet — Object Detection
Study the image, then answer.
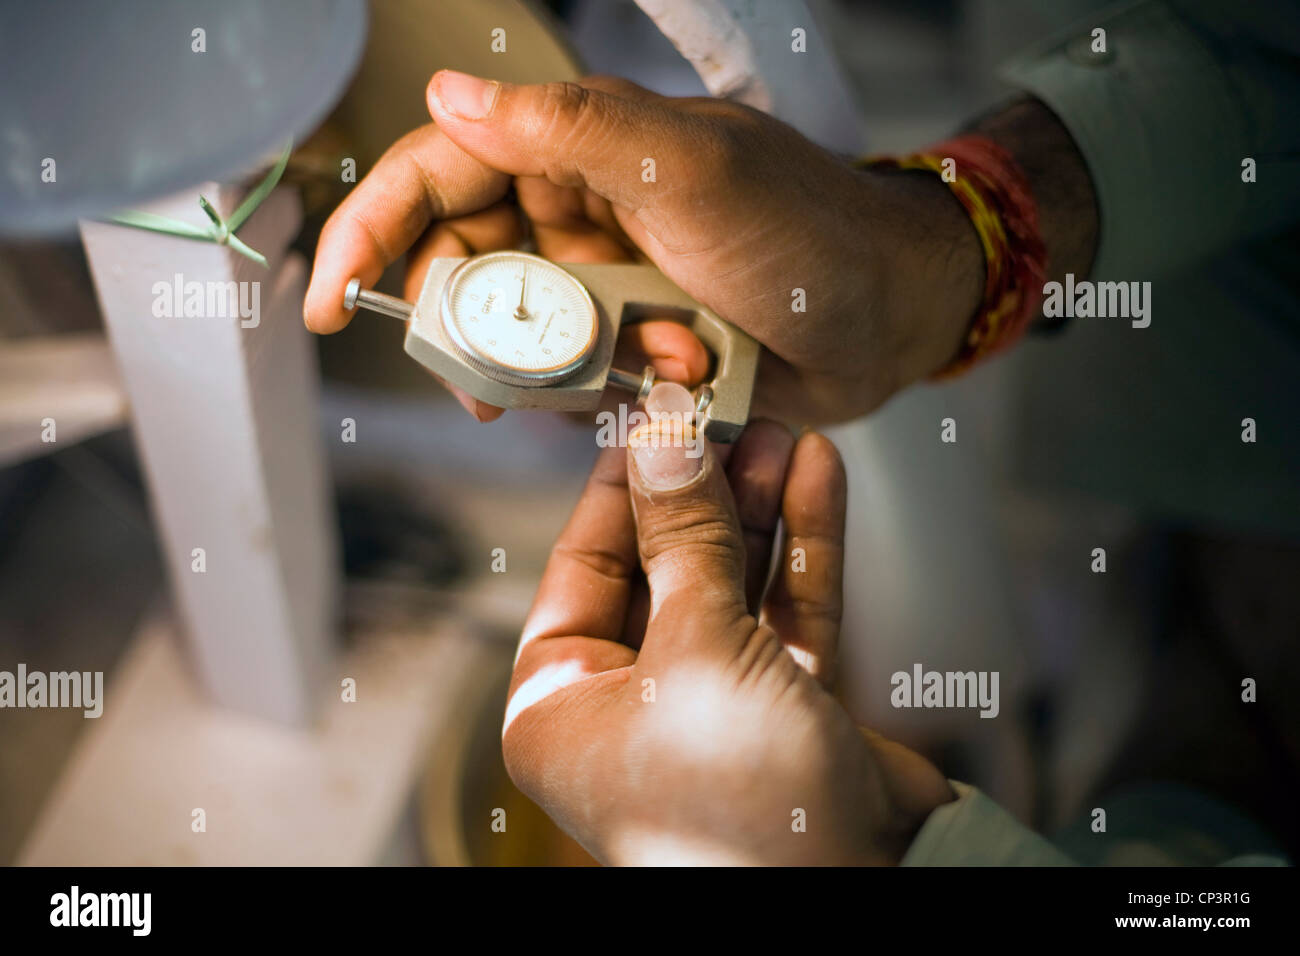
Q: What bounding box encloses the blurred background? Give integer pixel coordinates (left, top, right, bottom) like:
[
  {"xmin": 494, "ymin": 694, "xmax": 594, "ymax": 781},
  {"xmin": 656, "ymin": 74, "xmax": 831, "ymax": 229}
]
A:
[{"xmin": 1, "ymin": 0, "xmax": 1297, "ymax": 865}]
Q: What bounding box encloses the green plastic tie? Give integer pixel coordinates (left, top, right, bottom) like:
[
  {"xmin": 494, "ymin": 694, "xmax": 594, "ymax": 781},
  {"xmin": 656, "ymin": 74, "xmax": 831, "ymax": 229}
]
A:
[{"xmin": 103, "ymin": 140, "xmax": 293, "ymax": 269}]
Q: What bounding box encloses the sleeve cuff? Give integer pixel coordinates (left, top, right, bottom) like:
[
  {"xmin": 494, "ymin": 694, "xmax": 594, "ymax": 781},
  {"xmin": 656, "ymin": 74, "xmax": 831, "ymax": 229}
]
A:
[
  {"xmin": 998, "ymin": 1, "xmax": 1250, "ymax": 278},
  {"xmin": 901, "ymin": 781, "xmax": 1077, "ymax": 866}
]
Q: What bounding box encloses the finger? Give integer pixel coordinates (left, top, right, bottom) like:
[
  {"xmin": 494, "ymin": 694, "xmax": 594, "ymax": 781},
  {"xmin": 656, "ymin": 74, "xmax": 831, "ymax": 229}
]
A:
[
  {"xmin": 516, "ymin": 175, "xmax": 634, "ymax": 263},
  {"xmin": 427, "ymin": 71, "xmax": 696, "ymax": 220},
  {"xmin": 403, "ymin": 222, "xmax": 472, "ymax": 296},
  {"xmin": 403, "ymin": 203, "xmax": 523, "ymax": 422},
  {"xmin": 762, "ymin": 432, "xmax": 847, "ymax": 688},
  {"xmin": 620, "ymin": 579, "xmax": 651, "ymax": 651},
  {"xmin": 626, "ymin": 418, "xmax": 750, "ymax": 659},
  {"xmin": 725, "ymin": 421, "xmax": 796, "ymax": 613},
  {"xmin": 613, "ymin": 321, "xmax": 711, "ymax": 387},
  {"xmin": 581, "ymin": 188, "xmax": 637, "ymax": 254},
  {"xmin": 305, "ymin": 122, "xmax": 510, "ymax": 334},
  {"xmin": 402, "ymin": 201, "xmax": 524, "ymax": 296},
  {"xmin": 503, "ymin": 634, "xmax": 635, "ymax": 740},
  {"xmin": 513, "ymin": 74, "xmax": 658, "ymax": 261},
  {"xmin": 505, "ymin": 446, "xmax": 640, "ymax": 741},
  {"xmin": 578, "ymin": 74, "xmax": 663, "ymax": 103},
  {"xmin": 517, "ymin": 445, "xmax": 638, "ymax": 658},
  {"xmin": 500, "ymin": 650, "xmax": 630, "ymax": 823}
]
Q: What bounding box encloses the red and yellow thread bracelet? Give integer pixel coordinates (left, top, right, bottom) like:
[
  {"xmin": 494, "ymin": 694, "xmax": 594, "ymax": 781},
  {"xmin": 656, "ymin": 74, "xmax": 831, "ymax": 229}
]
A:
[{"xmin": 857, "ymin": 135, "xmax": 1047, "ymax": 378}]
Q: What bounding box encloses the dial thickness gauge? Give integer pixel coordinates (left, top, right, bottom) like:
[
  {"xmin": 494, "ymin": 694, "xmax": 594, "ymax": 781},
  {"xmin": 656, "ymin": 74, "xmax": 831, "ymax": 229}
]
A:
[
  {"xmin": 343, "ymin": 251, "xmax": 760, "ymax": 443},
  {"xmin": 441, "ymin": 251, "xmax": 599, "ymax": 387}
]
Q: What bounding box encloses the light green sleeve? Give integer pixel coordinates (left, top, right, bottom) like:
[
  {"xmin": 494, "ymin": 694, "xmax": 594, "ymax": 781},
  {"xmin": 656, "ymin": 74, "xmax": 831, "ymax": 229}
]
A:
[
  {"xmin": 998, "ymin": 0, "xmax": 1300, "ymax": 279},
  {"xmin": 900, "ymin": 781, "xmax": 1290, "ymax": 866},
  {"xmin": 900, "ymin": 781, "xmax": 1076, "ymax": 866}
]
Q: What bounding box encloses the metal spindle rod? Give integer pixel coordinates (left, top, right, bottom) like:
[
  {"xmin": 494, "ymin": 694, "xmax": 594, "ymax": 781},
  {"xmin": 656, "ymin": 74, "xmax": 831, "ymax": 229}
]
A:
[
  {"xmin": 344, "ymin": 277, "xmax": 413, "ymax": 322},
  {"xmin": 606, "ymin": 364, "xmax": 656, "ymax": 403}
]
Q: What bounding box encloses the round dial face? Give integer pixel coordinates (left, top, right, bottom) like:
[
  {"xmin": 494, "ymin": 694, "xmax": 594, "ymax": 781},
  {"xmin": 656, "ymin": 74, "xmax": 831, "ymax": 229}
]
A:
[{"xmin": 439, "ymin": 251, "xmax": 599, "ymax": 387}]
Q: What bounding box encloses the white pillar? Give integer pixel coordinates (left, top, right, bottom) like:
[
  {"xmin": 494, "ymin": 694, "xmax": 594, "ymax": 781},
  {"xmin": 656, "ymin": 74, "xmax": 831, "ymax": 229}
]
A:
[{"xmin": 80, "ymin": 182, "xmax": 339, "ymax": 725}]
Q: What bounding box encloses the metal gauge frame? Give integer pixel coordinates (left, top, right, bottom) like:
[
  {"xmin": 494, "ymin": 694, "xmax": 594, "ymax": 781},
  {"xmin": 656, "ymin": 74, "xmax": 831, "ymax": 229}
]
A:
[{"xmin": 344, "ymin": 255, "xmax": 760, "ymax": 443}]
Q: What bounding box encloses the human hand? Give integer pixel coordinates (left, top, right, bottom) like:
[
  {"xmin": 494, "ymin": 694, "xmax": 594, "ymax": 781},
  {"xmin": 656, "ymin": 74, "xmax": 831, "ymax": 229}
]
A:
[
  {"xmin": 502, "ymin": 410, "xmax": 953, "ymax": 865},
  {"xmin": 305, "ymin": 71, "xmax": 987, "ymax": 424}
]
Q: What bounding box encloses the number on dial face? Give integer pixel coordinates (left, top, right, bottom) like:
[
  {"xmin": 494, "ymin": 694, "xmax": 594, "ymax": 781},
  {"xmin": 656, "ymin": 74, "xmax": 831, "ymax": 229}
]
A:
[{"xmin": 441, "ymin": 252, "xmax": 598, "ymax": 385}]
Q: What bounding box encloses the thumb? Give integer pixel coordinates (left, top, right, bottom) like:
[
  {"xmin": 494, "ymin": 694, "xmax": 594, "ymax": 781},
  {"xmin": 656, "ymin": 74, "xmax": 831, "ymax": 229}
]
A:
[
  {"xmin": 427, "ymin": 70, "xmax": 687, "ymax": 215},
  {"xmin": 627, "ymin": 403, "xmax": 750, "ymax": 653}
]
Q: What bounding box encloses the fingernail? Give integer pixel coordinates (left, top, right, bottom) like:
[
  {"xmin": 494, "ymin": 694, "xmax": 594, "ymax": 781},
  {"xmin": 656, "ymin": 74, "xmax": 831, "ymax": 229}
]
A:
[
  {"xmin": 630, "ymin": 422, "xmax": 704, "ymax": 491},
  {"xmin": 646, "ymin": 381, "xmax": 695, "ymax": 419},
  {"xmin": 434, "ymin": 70, "xmax": 500, "ymax": 120}
]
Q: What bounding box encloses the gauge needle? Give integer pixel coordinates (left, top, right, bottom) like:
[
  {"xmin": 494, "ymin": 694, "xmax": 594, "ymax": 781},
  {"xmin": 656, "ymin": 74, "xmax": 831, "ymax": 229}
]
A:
[{"xmin": 514, "ymin": 270, "xmax": 528, "ymax": 320}]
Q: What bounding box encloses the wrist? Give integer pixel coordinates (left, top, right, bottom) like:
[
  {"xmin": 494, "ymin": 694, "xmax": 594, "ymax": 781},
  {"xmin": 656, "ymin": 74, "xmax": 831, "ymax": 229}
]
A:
[
  {"xmin": 972, "ymin": 98, "xmax": 1099, "ymax": 286},
  {"xmin": 859, "ymin": 166, "xmax": 984, "ymax": 386}
]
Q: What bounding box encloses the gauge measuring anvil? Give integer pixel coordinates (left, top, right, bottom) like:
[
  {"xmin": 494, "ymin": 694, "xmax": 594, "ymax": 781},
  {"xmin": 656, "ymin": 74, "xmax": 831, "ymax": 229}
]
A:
[{"xmin": 343, "ymin": 251, "xmax": 758, "ymax": 442}]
